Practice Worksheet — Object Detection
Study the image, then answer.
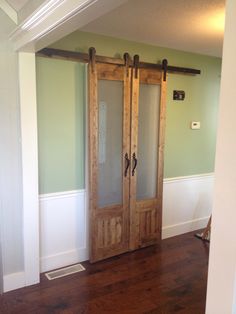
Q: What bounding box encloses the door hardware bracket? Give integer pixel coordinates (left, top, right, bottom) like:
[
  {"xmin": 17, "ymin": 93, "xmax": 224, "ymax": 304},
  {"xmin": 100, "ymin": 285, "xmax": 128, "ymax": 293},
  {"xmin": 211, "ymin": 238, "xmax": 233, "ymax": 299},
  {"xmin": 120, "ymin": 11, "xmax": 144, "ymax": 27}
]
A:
[
  {"xmin": 124, "ymin": 52, "xmax": 130, "ymax": 77},
  {"xmin": 134, "ymin": 55, "xmax": 139, "ymax": 79},
  {"xmin": 89, "ymin": 47, "xmax": 96, "ymax": 73},
  {"xmin": 162, "ymin": 59, "xmax": 168, "ymax": 82}
]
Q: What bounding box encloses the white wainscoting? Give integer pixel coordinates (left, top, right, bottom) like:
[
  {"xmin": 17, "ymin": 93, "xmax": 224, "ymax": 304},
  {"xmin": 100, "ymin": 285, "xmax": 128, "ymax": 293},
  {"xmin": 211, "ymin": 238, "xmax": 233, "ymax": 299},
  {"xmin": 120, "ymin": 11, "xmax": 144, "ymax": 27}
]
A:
[
  {"xmin": 39, "ymin": 173, "xmax": 214, "ymax": 272},
  {"xmin": 162, "ymin": 173, "xmax": 214, "ymax": 238},
  {"xmin": 39, "ymin": 190, "xmax": 88, "ymax": 273}
]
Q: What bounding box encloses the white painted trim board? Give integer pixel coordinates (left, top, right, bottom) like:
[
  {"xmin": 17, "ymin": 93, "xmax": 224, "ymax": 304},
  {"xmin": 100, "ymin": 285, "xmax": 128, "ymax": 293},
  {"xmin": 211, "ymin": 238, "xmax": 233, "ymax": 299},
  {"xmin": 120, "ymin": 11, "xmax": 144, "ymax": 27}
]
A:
[
  {"xmin": 0, "ymin": 0, "xmax": 17, "ymax": 24},
  {"xmin": 164, "ymin": 172, "xmax": 214, "ymax": 183},
  {"xmin": 19, "ymin": 52, "xmax": 40, "ymax": 286},
  {"xmin": 162, "ymin": 216, "xmax": 210, "ymax": 239},
  {"xmin": 10, "ymin": 0, "xmax": 129, "ymax": 51}
]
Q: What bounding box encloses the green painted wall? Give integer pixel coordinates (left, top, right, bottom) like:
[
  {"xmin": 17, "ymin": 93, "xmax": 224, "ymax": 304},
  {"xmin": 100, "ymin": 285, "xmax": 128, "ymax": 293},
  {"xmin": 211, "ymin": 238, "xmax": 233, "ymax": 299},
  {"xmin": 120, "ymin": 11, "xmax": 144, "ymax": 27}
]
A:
[
  {"xmin": 36, "ymin": 58, "xmax": 85, "ymax": 194},
  {"xmin": 36, "ymin": 31, "xmax": 221, "ymax": 194}
]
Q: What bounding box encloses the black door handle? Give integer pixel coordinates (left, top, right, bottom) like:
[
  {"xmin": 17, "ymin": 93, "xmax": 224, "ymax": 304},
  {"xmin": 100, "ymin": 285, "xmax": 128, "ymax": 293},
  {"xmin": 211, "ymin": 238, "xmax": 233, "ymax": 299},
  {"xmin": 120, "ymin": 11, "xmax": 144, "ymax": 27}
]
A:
[
  {"xmin": 132, "ymin": 153, "xmax": 138, "ymax": 176},
  {"xmin": 124, "ymin": 153, "xmax": 130, "ymax": 177}
]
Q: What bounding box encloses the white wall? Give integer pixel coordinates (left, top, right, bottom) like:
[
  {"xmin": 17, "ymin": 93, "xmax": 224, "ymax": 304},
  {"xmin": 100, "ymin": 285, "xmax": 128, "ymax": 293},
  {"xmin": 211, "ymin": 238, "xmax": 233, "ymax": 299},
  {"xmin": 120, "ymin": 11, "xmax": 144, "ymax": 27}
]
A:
[
  {"xmin": 206, "ymin": 0, "xmax": 236, "ymax": 313},
  {"xmin": 0, "ymin": 10, "xmax": 24, "ymax": 277},
  {"xmin": 40, "ymin": 174, "xmax": 213, "ymax": 272}
]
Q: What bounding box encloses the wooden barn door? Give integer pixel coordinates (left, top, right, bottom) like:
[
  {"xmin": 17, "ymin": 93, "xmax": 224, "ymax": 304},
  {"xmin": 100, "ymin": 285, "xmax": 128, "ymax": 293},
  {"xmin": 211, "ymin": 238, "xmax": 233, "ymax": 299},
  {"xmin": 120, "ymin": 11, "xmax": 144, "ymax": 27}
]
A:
[
  {"xmin": 89, "ymin": 59, "xmax": 131, "ymax": 262},
  {"xmin": 129, "ymin": 66, "xmax": 167, "ymax": 250},
  {"xmin": 89, "ymin": 53, "xmax": 167, "ymax": 262}
]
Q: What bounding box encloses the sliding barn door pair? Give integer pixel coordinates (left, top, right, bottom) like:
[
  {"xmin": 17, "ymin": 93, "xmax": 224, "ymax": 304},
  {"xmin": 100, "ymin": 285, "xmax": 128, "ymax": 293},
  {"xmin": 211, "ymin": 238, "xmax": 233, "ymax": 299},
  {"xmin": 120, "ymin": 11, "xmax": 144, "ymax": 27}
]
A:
[{"xmin": 89, "ymin": 54, "xmax": 167, "ymax": 262}]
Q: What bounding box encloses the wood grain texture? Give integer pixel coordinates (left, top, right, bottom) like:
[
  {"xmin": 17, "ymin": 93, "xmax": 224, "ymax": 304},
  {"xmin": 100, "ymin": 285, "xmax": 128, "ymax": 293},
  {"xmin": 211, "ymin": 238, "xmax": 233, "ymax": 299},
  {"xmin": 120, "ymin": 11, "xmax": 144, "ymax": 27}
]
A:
[
  {"xmin": 122, "ymin": 66, "xmax": 132, "ymax": 249},
  {"xmin": 139, "ymin": 68, "xmax": 162, "ymax": 84},
  {"xmin": 157, "ymin": 71, "xmax": 168, "ymax": 237},
  {"xmin": 89, "ymin": 62, "xmax": 130, "ymax": 262},
  {"xmin": 130, "ymin": 67, "xmax": 167, "ymax": 250},
  {"xmin": 97, "ymin": 63, "xmax": 124, "ymax": 81},
  {"xmin": 129, "ymin": 67, "xmax": 140, "ymax": 250},
  {"xmin": 0, "ymin": 231, "xmax": 209, "ymax": 314},
  {"xmin": 89, "ymin": 61, "xmax": 167, "ymax": 260},
  {"xmin": 88, "ymin": 56, "xmax": 98, "ymax": 263}
]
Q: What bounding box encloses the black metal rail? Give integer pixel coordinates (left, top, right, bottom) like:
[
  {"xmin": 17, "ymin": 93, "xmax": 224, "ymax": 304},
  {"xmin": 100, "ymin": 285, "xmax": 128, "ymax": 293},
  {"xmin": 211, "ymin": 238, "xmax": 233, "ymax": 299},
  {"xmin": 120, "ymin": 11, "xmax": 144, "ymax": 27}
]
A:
[{"xmin": 37, "ymin": 47, "xmax": 201, "ymax": 76}]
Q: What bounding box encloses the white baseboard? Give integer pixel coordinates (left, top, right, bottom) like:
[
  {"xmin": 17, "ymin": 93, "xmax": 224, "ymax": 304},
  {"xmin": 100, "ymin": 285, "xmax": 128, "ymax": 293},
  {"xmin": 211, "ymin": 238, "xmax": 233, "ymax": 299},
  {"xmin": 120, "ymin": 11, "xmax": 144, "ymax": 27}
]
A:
[
  {"xmin": 40, "ymin": 247, "xmax": 88, "ymax": 273},
  {"xmin": 3, "ymin": 272, "xmax": 25, "ymax": 293},
  {"xmin": 162, "ymin": 216, "xmax": 209, "ymax": 239}
]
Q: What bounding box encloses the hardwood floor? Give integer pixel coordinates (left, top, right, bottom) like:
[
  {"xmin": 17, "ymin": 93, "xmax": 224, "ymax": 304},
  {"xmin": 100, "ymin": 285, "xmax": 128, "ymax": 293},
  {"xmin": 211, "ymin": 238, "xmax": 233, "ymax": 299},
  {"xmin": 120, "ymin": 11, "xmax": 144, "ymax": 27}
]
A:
[{"xmin": 0, "ymin": 231, "xmax": 209, "ymax": 314}]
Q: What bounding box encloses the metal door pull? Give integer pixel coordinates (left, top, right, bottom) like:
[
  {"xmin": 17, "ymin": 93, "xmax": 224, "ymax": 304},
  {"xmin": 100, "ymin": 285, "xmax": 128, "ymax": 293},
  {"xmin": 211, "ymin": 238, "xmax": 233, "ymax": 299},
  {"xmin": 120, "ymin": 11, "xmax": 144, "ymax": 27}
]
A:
[{"xmin": 132, "ymin": 153, "xmax": 137, "ymax": 176}]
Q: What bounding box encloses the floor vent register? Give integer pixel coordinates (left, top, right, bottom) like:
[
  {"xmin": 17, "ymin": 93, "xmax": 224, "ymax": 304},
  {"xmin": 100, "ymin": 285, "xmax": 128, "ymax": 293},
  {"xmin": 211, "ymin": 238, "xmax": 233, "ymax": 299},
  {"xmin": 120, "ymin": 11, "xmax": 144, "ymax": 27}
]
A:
[{"xmin": 45, "ymin": 263, "xmax": 85, "ymax": 280}]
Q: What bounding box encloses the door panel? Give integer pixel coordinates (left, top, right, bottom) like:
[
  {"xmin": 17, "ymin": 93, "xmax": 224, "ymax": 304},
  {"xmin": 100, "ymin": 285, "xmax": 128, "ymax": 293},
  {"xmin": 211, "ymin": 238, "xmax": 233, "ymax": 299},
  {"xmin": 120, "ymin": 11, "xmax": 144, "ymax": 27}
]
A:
[
  {"xmin": 136, "ymin": 83, "xmax": 160, "ymax": 201},
  {"xmin": 130, "ymin": 67, "xmax": 166, "ymax": 250},
  {"xmin": 97, "ymin": 80, "xmax": 123, "ymax": 208},
  {"xmin": 89, "ymin": 62, "xmax": 131, "ymax": 262}
]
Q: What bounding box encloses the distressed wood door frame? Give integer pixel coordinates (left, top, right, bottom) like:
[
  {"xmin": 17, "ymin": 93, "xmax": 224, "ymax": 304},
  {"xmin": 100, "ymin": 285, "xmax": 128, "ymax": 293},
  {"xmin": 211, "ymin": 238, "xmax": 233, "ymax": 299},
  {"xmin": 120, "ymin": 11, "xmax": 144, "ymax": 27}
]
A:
[
  {"xmin": 89, "ymin": 61, "xmax": 131, "ymax": 262},
  {"xmin": 129, "ymin": 67, "xmax": 167, "ymax": 250},
  {"xmin": 89, "ymin": 57, "xmax": 167, "ymax": 262}
]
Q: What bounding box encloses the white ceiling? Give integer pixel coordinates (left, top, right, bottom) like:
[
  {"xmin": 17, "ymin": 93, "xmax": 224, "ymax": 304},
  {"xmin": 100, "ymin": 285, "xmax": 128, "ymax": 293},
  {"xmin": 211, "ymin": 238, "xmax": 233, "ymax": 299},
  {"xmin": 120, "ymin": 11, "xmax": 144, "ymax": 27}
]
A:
[
  {"xmin": 81, "ymin": 0, "xmax": 225, "ymax": 57},
  {"xmin": 6, "ymin": 0, "xmax": 30, "ymax": 11}
]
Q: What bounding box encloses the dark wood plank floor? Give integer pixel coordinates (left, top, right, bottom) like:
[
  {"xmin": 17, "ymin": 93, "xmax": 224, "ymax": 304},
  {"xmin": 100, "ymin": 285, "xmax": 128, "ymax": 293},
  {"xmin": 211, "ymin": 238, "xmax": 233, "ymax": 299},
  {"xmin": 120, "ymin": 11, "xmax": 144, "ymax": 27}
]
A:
[{"xmin": 0, "ymin": 231, "xmax": 209, "ymax": 314}]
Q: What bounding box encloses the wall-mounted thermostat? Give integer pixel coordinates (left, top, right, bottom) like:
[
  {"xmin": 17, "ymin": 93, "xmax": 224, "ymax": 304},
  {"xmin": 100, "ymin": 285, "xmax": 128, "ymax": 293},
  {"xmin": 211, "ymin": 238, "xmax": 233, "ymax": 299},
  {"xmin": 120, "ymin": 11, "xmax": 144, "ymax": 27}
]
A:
[
  {"xmin": 191, "ymin": 121, "xmax": 201, "ymax": 129},
  {"xmin": 173, "ymin": 90, "xmax": 185, "ymax": 100}
]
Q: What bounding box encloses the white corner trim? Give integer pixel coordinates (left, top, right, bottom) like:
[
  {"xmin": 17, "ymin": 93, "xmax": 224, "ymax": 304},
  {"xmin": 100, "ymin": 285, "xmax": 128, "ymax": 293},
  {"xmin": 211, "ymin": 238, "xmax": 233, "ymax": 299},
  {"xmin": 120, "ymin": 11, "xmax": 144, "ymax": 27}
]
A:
[
  {"xmin": 0, "ymin": 0, "xmax": 17, "ymax": 24},
  {"xmin": 3, "ymin": 272, "xmax": 25, "ymax": 293},
  {"xmin": 162, "ymin": 216, "xmax": 210, "ymax": 239},
  {"xmin": 164, "ymin": 172, "xmax": 214, "ymax": 183},
  {"xmin": 19, "ymin": 52, "xmax": 40, "ymax": 286}
]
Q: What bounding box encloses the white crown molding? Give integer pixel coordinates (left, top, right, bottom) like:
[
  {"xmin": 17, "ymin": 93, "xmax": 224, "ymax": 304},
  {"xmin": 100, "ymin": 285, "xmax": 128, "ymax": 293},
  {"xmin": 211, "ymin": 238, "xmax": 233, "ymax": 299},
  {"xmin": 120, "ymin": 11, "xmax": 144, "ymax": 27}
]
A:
[
  {"xmin": 9, "ymin": 0, "xmax": 129, "ymax": 52},
  {"xmin": 0, "ymin": 0, "xmax": 17, "ymax": 24}
]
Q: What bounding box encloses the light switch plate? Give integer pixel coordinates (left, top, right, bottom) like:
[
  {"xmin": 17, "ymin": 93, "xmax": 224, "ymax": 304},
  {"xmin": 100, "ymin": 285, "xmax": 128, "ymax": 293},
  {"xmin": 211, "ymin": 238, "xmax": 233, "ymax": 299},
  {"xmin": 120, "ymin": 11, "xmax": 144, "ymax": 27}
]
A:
[{"xmin": 191, "ymin": 121, "xmax": 200, "ymax": 129}]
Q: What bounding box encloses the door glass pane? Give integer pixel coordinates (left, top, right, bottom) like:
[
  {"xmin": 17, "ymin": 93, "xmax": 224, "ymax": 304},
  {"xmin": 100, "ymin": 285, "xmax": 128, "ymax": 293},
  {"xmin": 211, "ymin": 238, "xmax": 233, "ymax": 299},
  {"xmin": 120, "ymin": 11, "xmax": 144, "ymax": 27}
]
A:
[
  {"xmin": 98, "ymin": 80, "xmax": 123, "ymax": 208},
  {"xmin": 137, "ymin": 84, "xmax": 160, "ymax": 200}
]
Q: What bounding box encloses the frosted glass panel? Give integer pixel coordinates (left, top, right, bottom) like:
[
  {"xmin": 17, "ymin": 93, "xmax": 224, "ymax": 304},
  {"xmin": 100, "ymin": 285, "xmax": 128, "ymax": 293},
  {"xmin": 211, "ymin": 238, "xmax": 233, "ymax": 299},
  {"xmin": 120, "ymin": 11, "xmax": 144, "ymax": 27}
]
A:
[
  {"xmin": 98, "ymin": 80, "xmax": 123, "ymax": 208},
  {"xmin": 137, "ymin": 84, "xmax": 160, "ymax": 200}
]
